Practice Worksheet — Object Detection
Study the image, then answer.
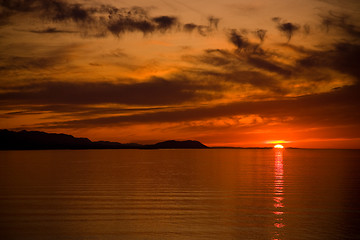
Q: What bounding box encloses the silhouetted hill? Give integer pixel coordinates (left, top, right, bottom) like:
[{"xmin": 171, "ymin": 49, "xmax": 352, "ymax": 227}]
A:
[
  {"xmin": 0, "ymin": 129, "xmax": 208, "ymax": 150},
  {"xmin": 147, "ymin": 140, "xmax": 208, "ymax": 149},
  {"xmin": 93, "ymin": 140, "xmax": 143, "ymax": 149},
  {"xmin": 0, "ymin": 129, "xmax": 94, "ymax": 150}
]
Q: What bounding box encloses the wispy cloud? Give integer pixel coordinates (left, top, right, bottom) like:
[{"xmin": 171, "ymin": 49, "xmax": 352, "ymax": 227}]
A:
[{"xmin": 319, "ymin": 11, "xmax": 360, "ymax": 38}]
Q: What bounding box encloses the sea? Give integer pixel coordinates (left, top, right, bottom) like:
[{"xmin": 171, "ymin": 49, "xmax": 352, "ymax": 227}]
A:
[{"xmin": 0, "ymin": 149, "xmax": 359, "ymax": 240}]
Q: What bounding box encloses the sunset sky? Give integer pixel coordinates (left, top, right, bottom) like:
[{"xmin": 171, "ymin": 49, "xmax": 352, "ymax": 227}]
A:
[{"xmin": 1, "ymin": 0, "xmax": 359, "ymax": 148}]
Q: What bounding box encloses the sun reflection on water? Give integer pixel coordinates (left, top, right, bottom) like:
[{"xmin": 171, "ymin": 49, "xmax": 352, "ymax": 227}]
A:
[{"xmin": 273, "ymin": 148, "xmax": 285, "ymax": 240}]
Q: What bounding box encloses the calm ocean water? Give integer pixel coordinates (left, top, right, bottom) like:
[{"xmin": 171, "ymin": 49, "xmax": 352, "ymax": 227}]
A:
[{"xmin": 0, "ymin": 149, "xmax": 359, "ymax": 240}]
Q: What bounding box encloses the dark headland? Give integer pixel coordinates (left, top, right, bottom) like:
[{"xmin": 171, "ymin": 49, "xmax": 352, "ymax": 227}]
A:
[{"xmin": 0, "ymin": 129, "xmax": 208, "ymax": 150}]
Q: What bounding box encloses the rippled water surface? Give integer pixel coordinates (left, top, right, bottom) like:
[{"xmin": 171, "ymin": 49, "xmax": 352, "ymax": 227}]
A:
[{"xmin": 0, "ymin": 149, "xmax": 359, "ymax": 239}]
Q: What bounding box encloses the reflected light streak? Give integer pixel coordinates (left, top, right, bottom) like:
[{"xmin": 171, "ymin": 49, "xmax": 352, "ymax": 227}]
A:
[{"xmin": 273, "ymin": 148, "xmax": 285, "ymax": 240}]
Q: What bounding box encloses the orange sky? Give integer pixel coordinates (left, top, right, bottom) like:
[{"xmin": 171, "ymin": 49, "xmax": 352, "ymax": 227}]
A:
[{"xmin": 0, "ymin": 0, "xmax": 360, "ymax": 148}]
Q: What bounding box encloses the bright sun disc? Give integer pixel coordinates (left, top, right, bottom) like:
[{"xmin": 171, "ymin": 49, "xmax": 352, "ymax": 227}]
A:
[{"xmin": 274, "ymin": 144, "xmax": 284, "ymax": 149}]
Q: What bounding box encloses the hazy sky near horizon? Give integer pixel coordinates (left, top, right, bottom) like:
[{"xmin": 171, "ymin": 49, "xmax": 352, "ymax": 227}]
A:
[{"xmin": 0, "ymin": 0, "xmax": 359, "ymax": 148}]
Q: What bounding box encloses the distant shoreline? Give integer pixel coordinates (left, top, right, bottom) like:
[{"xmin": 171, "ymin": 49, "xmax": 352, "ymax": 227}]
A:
[{"xmin": 1, "ymin": 129, "xmax": 359, "ymax": 150}]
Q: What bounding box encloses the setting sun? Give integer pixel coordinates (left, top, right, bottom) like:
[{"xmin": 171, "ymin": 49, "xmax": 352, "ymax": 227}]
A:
[{"xmin": 274, "ymin": 144, "xmax": 284, "ymax": 149}]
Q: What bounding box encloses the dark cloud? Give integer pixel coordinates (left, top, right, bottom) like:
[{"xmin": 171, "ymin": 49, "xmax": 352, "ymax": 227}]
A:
[
  {"xmin": 40, "ymin": 1, "xmax": 94, "ymax": 23},
  {"xmin": 253, "ymin": 29, "xmax": 267, "ymax": 43},
  {"xmin": 227, "ymin": 29, "xmax": 264, "ymax": 54},
  {"xmin": 183, "ymin": 19, "xmax": 219, "ymax": 36},
  {"xmin": 107, "ymin": 17, "xmax": 155, "ymax": 36},
  {"xmin": 297, "ymin": 42, "xmax": 360, "ymax": 80},
  {"xmin": 190, "ymin": 39, "xmax": 359, "ymax": 97},
  {"xmin": 152, "ymin": 16, "xmax": 178, "ymax": 32},
  {"xmin": 183, "ymin": 49, "xmax": 291, "ymax": 94},
  {"xmin": 102, "ymin": 6, "xmax": 168, "ymax": 36},
  {"xmin": 223, "ymin": 71, "xmax": 286, "ymax": 94},
  {"xmin": 29, "ymin": 27, "xmax": 76, "ymax": 34},
  {"xmin": 0, "ymin": 0, "xmax": 94, "ymax": 23},
  {"xmin": 33, "ymin": 83, "xmax": 360, "ymax": 129},
  {"xmin": 103, "ymin": 6, "xmax": 148, "ymax": 33},
  {"xmin": 208, "ymin": 16, "xmax": 220, "ymax": 29},
  {"xmin": 272, "ymin": 17, "xmax": 281, "ymax": 23},
  {"xmin": 0, "ymin": 65, "xmax": 288, "ymax": 120},
  {"xmin": 192, "ymin": 53, "xmax": 233, "ymax": 67},
  {"xmin": 186, "ymin": 42, "xmax": 352, "ymax": 96},
  {"xmin": 191, "ymin": 16, "xmax": 220, "ymax": 36},
  {"xmin": 272, "ymin": 17, "xmax": 300, "ymax": 42},
  {"xmin": 319, "ymin": 11, "xmax": 360, "ymax": 38},
  {"xmin": 0, "ymin": 0, "xmax": 217, "ymax": 37},
  {"xmin": 183, "ymin": 23, "xmax": 197, "ymax": 33},
  {"xmin": 277, "ymin": 22, "xmax": 300, "ymax": 42},
  {"xmin": 247, "ymin": 56, "xmax": 292, "ymax": 76},
  {"xmin": 183, "ymin": 49, "xmax": 245, "ymax": 73},
  {"xmin": 204, "ymin": 48, "xmax": 234, "ymax": 56},
  {"xmin": 228, "ymin": 29, "xmax": 249, "ymax": 50},
  {"xmin": 188, "ymin": 48, "xmax": 244, "ymax": 69},
  {"xmin": 196, "ymin": 25, "xmax": 211, "ymax": 36},
  {"xmin": 0, "ymin": 44, "xmax": 78, "ymax": 71},
  {"xmin": 0, "ymin": 77, "xmax": 224, "ymax": 106}
]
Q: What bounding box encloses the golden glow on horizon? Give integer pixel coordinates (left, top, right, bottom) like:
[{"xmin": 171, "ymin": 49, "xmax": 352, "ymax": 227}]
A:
[
  {"xmin": 267, "ymin": 140, "xmax": 290, "ymax": 144},
  {"xmin": 274, "ymin": 144, "xmax": 284, "ymax": 149}
]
